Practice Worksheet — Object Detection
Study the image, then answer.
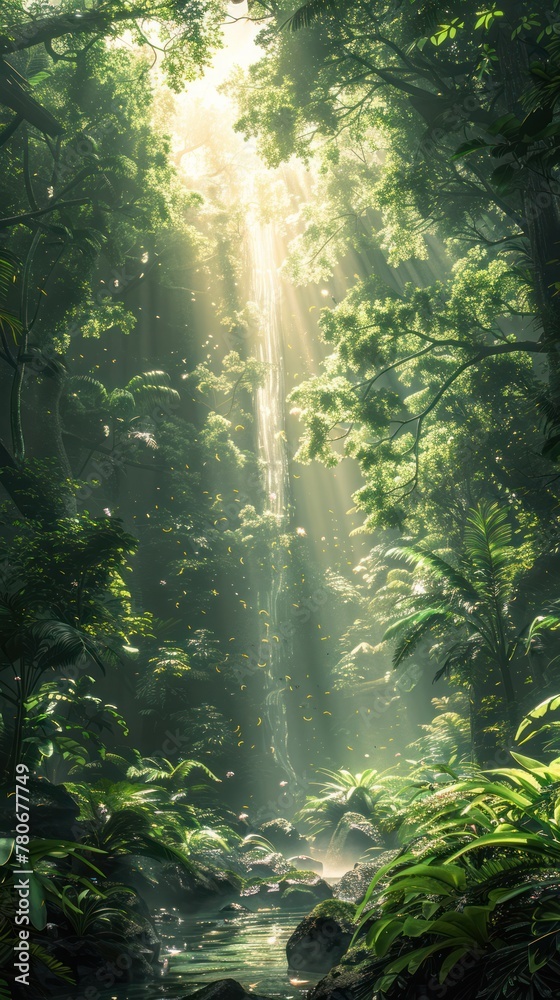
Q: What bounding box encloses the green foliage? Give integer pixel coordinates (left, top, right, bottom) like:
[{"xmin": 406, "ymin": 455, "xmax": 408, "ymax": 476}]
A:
[
  {"xmin": 407, "ymin": 696, "xmax": 473, "ymax": 764},
  {"xmin": 352, "ymin": 714, "xmax": 560, "ymax": 998},
  {"xmin": 380, "ymin": 501, "xmax": 560, "ymax": 745},
  {"xmin": 296, "ymin": 767, "xmax": 392, "ymax": 836},
  {"xmin": 288, "ymin": 253, "xmax": 539, "ymax": 528}
]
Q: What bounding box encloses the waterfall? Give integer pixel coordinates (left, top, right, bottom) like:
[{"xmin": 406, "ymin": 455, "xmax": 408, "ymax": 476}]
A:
[{"xmin": 247, "ymin": 217, "xmax": 297, "ymax": 782}]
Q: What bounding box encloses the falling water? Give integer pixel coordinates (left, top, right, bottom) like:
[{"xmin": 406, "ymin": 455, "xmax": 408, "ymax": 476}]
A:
[{"xmin": 247, "ymin": 216, "xmax": 297, "ymax": 781}]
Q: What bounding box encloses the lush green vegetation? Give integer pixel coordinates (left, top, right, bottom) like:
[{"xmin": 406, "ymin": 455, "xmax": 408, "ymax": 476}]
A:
[{"xmin": 3, "ymin": 0, "xmax": 560, "ymax": 998}]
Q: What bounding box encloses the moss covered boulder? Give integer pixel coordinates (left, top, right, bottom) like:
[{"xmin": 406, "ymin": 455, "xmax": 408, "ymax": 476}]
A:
[
  {"xmin": 257, "ymin": 818, "xmax": 308, "ymax": 856},
  {"xmin": 333, "ymin": 850, "xmax": 401, "ymax": 904},
  {"xmin": 287, "ymin": 855, "xmax": 323, "ymax": 875},
  {"xmin": 327, "ymin": 812, "xmax": 384, "ymax": 866},
  {"xmin": 279, "ymin": 873, "xmax": 333, "ymax": 907},
  {"xmin": 307, "ymin": 945, "xmax": 378, "ymax": 1000},
  {"xmin": 286, "ymin": 900, "xmax": 356, "ymax": 973}
]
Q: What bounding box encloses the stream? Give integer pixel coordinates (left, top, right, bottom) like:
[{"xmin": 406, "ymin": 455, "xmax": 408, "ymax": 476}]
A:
[{"xmin": 98, "ymin": 905, "xmax": 321, "ymax": 1000}]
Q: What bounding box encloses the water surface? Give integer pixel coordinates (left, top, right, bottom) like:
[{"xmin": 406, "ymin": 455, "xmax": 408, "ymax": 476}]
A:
[{"xmin": 98, "ymin": 906, "xmax": 320, "ymax": 1000}]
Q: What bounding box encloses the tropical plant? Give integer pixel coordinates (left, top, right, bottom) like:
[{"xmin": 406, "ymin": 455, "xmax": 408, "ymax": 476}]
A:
[
  {"xmin": 20, "ymin": 675, "xmax": 129, "ymax": 781},
  {"xmin": 60, "ymin": 370, "xmax": 181, "ymax": 479},
  {"xmin": 353, "ymin": 702, "xmax": 560, "ymax": 998},
  {"xmin": 382, "ymin": 501, "xmax": 560, "ymax": 757},
  {"xmin": 62, "ymin": 760, "xmax": 232, "ymax": 886},
  {"xmin": 406, "ymin": 696, "xmax": 473, "ymax": 765},
  {"xmin": 0, "ymin": 513, "xmax": 148, "ymax": 783},
  {"xmin": 55, "ymin": 882, "xmax": 135, "ymax": 940},
  {"xmin": 295, "ymin": 768, "xmax": 386, "ymax": 836},
  {"xmin": 0, "ymin": 836, "xmax": 107, "ymax": 997}
]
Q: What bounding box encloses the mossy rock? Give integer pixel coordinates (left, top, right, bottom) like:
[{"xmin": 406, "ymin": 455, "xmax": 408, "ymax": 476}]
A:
[
  {"xmin": 308, "ymin": 952, "xmax": 379, "ymax": 1000},
  {"xmin": 257, "ymin": 819, "xmax": 308, "ymax": 856},
  {"xmin": 327, "ymin": 812, "xmax": 384, "ymax": 866},
  {"xmin": 279, "ymin": 874, "xmax": 333, "ymax": 907},
  {"xmin": 286, "ymin": 899, "xmax": 357, "ymax": 973},
  {"xmin": 219, "ymin": 902, "xmax": 252, "ymax": 914},
  {"xmin": 287, "ymin": 855, "xmax": 323, "ymax": 875},
  {"xmin": 243, "ymin": 850, "xmax": 292, "ymax": 878},
  {"xmin": 280, "ymin": 869, "xmax": 329, "ymax": 886},
  {"xmin": 280, "ymin": 886, "xmax": 321, "ymax": 909},
  {"xmin": 333, "ymin": 851, "xmax": 401, "ymax": 904}
]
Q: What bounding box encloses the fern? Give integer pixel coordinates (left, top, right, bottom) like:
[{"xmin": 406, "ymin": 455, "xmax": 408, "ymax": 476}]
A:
[{"xmin": 29, "ymin": 945, "xmax": 75, "ymax": 984}]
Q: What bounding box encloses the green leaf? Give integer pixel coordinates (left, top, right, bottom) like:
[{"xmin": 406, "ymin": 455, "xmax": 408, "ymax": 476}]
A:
[
  {"xmin": 452, "ymin": 138, "xmax": 489, "ymax": 160},
  {"xmin": 529, "ymin": 933, "xmax": 557, "ymax": 973},
  {"xmin": 516, "ymin": 695, "xmax": 560, "ymax": 743},
  {"xmin": 29, "ymin": 876, "xmax": 46, "ymax": 931},
  {"xmin": 0, "ymin": 839, "xmax": 14, "ymax": 866},
  {"xmin": 27, "ymin": 71, "xmax": 52, "ymax": 87},
  {"xmin": 366, "ymin": 916, "xmax": 405, "ymax": 957},
  {"xmin": 354, "ymin": 852, "xmax": 413, "ymax": 922},
  {"xmin": 438, "ymin": 946, "xmax": 471, "ymax": 983}
]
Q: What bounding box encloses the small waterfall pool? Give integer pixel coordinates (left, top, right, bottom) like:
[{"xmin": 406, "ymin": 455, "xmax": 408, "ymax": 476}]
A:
[{"xmin": 98, "ymin": 906, "xmax": 322, "ymax": 1000}]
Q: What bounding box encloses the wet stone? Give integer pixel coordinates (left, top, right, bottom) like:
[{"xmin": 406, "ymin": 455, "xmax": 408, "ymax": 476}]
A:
[
  {"xmin": 182, "ymin": 979, "xmax": 273, "ymax": 1000},
  {"xmin": 287, "ymin": 855, "xmax": 324, "ymax": 875},
  {"xmin": 333, "ymin": 851, "xmax": 401, "ymax": 904},
  {"xmin": 286, "ymin": 900, "xmax": 357, "ymax": 974}
]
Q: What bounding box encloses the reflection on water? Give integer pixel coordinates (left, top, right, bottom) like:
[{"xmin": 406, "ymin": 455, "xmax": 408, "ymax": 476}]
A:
[{"xmin": 98, "ymin": 907, "xmax": 320, "ymax": 1000}]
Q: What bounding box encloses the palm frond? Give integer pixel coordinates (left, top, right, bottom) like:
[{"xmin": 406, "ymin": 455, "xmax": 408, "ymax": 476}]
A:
[
  {"xmin": 25, "ymin": 621, "xmax": 105, "ymax": 674},
  {"xmin": 385, "ymin": 545, "xmax": 478, "ymax": 601},
  {"xmin": 64, "ymin": 375, "xmax": 108, "ymax": 411},
  {"xmin": 464, "ymin": 501, "xmax": 512, "ymax": 601},
  {"xmin": 384, "ymin": 608, "xmax": 454, "ymax": 667}
]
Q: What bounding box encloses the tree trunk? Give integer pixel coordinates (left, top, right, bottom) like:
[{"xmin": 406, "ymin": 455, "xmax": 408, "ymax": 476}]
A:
[
  {"xmin": 24, "ymin": 369, "xmax": 77, "ymax": 517},
  {"xmin": 469, "ymin": 676, "xmax": 501, "ymax": 766}
]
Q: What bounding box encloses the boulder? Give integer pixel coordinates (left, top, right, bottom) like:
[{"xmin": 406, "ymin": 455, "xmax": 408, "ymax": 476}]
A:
[
  {"xmin": 243, "ymin": 850, "xmax": 292, "ymax": 878},
  {"xmin": 183, "ymin": 979, "xmax": 272, "ymax": 1000},
  {"xmin": 333, "ymin": 851, "xmax": 401, "ymax": 904},
  {"xmin": 307, "ymin": 946, "xmax": 379, "ymax": 1000},
  {"xmin": 327, "ymin": 813, "xmax": 384, "ymax": 865},
  {"xmin": 280, "ymin": 886, "xmax": 323, "ymax": 909},
  {"xmin": 287, "ymin": 855, "xmax": 323, "ymax": 875},
  {"xmin": 286, "ymin": 900, "xmax": 357, "ymax": 974},
  {"xmin": 219, "ymin": 902, "xmax": 252, "ymax": 914},
  {"xmin": 258, "ymin": 819, "xmax": 307, "ymax": 856},
  {"xmin": 279, "ymin": 875, "xmax": 333, "ymax": 908},
  {"xmin": 240, "ymin": 873, "xmax": 333, "ymax": 909},
  {"xmin": 153, "ymin": 862, "xmax": 243, "ymax": 907},
  {"xmin": 240, "ymin": 881, "xmax": 281, "ymax": 904}
]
